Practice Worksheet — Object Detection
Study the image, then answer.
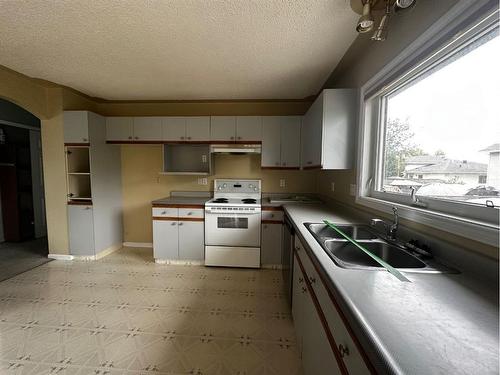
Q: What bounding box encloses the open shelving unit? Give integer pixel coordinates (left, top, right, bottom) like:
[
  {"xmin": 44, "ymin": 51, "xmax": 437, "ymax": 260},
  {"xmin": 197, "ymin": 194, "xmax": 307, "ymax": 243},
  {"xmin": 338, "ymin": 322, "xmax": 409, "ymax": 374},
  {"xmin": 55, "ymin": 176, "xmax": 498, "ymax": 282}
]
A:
[
  {"xmin": 162, "ymin": 144, "xmax": 212, "ymax": 175},
  {"xmin": 65, "ymin": 146, "xmax": 92, "ymax": 203}
]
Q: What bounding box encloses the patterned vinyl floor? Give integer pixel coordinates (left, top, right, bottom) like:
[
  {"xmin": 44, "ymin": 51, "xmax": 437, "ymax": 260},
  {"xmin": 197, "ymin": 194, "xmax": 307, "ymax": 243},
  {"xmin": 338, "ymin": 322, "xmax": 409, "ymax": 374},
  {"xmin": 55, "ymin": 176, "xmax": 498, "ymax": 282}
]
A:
[{"xmin": 0, "ymin": 247, "xmax": 302, "ymax": 375}]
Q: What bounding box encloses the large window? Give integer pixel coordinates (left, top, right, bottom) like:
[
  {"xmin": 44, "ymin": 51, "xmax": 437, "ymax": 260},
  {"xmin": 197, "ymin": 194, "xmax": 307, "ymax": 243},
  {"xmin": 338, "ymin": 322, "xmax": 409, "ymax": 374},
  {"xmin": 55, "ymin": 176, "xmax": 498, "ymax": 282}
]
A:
[
  {"xmin": 379, "ymin": 31, "xmax": 499, "ymax": 207},
  {"xmin": 359, "ymin": 4, "xmax": 499, "ymax": 245}
]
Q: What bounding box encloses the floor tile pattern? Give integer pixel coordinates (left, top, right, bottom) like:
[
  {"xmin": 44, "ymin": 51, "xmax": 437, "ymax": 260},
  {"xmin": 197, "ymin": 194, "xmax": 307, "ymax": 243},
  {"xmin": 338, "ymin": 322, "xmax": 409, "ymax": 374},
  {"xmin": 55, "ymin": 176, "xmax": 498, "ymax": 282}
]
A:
[{"xmin": 0, "ymin": 248, "xmax": 302, "ymax": 374}]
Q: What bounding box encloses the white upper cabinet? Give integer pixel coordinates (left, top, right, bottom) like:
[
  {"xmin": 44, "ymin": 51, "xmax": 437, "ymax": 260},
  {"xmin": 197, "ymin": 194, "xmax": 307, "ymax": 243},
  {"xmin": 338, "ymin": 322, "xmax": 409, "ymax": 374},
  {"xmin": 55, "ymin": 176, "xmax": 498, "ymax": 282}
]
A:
[
  {"xmin": 63, "ymin": 111, "xmax": 89, "ymax": 144},
  {"xmin": 301, "ymin": 89, "xmax": 356, "ymax": 169},
  {"xmin": 236, "ymin": 116, "xmax": 262, "ymax": 142},
  {"xmin": 280, "ymin": 116, "xmax": 301, "ymax": 168},
  {"xmin": 210, "ymin": 116, "xmax": 236, "ymax": 142},
  {"xmin": 163, "ymin": 117, "xmax": 187, "ymax": 141},
  {"xmin": 133, "ymin": 117, "xmax": 162, "ymax": 141},
  {"xmin": 106, "ymin": 117, "xmax": 134, "ymax": 142},
  {"xmin": 261, "ymin": 117, "xmax": 282, "ymax": 167},
  {"xmin": 185, "ymin": 117, "xmax": 210, "ymax": 141},
  {"xmin": 262, "ymin": 116, "xmax": 301, "ymax": 168}
]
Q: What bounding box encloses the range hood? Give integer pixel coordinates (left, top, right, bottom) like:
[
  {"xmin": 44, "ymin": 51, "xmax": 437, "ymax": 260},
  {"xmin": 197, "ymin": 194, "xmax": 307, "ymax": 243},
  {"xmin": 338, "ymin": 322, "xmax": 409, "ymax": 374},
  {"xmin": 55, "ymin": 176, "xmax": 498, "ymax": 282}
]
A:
[{"xmin": 210, "ymin": 144, "xmax": 261, "ymax": 154}]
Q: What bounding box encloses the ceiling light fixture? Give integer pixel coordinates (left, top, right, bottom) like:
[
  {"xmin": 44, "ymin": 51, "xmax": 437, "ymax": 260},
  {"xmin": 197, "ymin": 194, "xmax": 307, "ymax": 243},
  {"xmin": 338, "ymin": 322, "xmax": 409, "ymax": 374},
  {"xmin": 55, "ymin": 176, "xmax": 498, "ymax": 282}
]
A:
[
  {"xmin": 394, "ymin": 0, "xmax": 417, "ymax": 12},
  {"xmin": 371, "ymin": 0, "xmax": 391, "ymax": 41},
  {"xmin": 356, "ymin": 1, "xmax": 375, "ymax": 33},
  {"xmin": 351, "ymin": 0, "xmax": 417, "ymax": 41}
]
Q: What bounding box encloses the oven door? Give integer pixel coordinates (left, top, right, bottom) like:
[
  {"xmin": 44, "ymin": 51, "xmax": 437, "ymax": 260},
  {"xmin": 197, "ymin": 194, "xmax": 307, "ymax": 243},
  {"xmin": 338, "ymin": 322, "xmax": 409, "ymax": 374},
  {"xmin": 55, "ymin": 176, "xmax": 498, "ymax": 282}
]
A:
[{"xmin": 205, "ymin": 209, "xmax": 261, "ymax": 247}]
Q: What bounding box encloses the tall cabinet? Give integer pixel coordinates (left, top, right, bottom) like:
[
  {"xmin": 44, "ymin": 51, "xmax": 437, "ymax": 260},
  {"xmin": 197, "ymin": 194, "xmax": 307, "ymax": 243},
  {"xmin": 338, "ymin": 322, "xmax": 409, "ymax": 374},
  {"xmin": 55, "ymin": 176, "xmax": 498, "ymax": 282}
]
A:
[{"xmin": 64, "ymin": 111, "xmax": 123, "ymax": 257}]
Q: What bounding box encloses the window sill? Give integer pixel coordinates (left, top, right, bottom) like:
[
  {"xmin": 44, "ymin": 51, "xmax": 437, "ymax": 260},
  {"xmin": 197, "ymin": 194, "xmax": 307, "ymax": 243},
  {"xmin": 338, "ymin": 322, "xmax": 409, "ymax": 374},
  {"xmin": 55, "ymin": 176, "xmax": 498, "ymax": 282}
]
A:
[{"xmin": 356, "ymin": 195, "xmax": 499, "ymax": 247}]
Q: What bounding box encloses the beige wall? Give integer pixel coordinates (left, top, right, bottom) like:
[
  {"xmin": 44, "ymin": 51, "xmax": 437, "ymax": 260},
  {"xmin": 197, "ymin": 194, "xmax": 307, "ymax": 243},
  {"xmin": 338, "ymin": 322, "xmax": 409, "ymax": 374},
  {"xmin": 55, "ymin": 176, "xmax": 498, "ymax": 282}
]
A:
[
  {"xmin": 0, "ymin": 66, "xmax": 71, "ymax": 254},
  {"xmin": 122, "ymin": 144, "xmax": 318, "ymax": 242},
  {"xmin": 1, "ymin": 64, "xmax": 313, "ymax": 254}
]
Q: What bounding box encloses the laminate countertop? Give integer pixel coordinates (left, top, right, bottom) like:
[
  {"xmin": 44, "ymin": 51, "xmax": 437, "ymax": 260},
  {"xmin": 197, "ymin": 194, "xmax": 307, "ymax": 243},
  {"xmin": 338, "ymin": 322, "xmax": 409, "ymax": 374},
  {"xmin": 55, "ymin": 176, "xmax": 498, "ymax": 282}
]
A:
[
  {"xmin": 152, "ymin": 196, "xmax": 209, "ymax": 207},
  {"xmin": 283, "ymin": 203, "xmax": 499, "ymax": 375}
]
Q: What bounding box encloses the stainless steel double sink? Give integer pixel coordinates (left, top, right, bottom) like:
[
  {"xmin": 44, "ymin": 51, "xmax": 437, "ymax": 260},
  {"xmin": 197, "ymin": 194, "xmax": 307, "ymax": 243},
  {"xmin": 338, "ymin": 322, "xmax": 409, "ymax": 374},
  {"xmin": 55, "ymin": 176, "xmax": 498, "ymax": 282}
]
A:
[{"xmin": 305, "ymin": 223, "xmax": 454, "ymax": 273}]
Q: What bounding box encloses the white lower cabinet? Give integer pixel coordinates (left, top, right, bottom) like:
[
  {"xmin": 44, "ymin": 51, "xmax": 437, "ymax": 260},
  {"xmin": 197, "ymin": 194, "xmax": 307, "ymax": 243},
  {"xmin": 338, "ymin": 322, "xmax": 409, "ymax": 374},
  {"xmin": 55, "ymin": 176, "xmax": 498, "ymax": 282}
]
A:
[
  {"xmin": 153, "ymin": 220, "xmax": 179, "ymax": 260},
  {"xmin": 178, "ymin": 221, "xmax": 204, "ymax": 260},
  {"xmin": 261, "ymin": 223, "xmax": 282, "ymax": 265},
  {"xmin": 68, "ymin": 205, "xmax": 95, "ymax": 256},
  {"xmin": 152, "ymin": 208, "xmax": 204, "ymax": 262},
  {"xmin": 293, "ymin": 256, "xmax": 341, "ymax": 375},
  {"xmin": 293, "ymin": 237, "xmax": 372, "ymax": 375}
]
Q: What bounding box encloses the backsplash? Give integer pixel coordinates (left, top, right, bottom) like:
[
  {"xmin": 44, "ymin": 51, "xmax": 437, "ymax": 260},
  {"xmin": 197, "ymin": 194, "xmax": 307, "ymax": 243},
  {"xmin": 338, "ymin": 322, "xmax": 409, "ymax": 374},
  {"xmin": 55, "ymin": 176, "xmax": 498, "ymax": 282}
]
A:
[{"xmin": 121, "ymin": 144, "xmax": 318, "ymax": 242}]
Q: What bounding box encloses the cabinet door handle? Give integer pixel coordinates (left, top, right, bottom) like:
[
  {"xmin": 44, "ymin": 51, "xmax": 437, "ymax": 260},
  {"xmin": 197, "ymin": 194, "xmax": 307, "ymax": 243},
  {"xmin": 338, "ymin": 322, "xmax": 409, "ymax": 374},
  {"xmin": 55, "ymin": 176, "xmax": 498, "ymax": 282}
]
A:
[
  {"xmin": 67, "ymin": 193, "xmax": 74, "ymax": 197},
  {"xmin": 128, "ymin": 136, "xmax": 133, "ymax": 140},
  {"xmin": 309, "ymin": 276, "xmax": 316, "ymax": 284},
  {"xmin": 187, "ymin": 136, "xmax": 192, "ymax": 140},
  {"xmin": 237, "ymin": 136, "xmax": 241, "ymax": 140},
  {"xmin": 307, "ymin": 161, "xmax": 312, "ymax": 165},
  {"xmin": 230, "ymin": 136, "xmax": 235, "ymax": 140},
  {"xmin": 338, "ymin": 344, "xmax": 350, "ymax": 358},
  {"xmin": 270, "ymin": 214, "xmax": 274, "ymax": 218},
  {"xmin": 84, "ymin": 206, "xmax": 91, "ymax": 210},
  {"xmin": 298, "ymin": 277, "xmax": 304, "ymax": 284},
  {"xmin": 134, "ymin": 136, "xmax": 139, "ymax": 140},
  {"xmin": 161, "ymin": 211, "xmax": 167, "ymax": 215},
  {"xmin": 83, "ymin": 138, "xmax": 88, "ymax": 142},
  {"xmin": 171, "ymin": 222, "xmax": 176, "ymax": 226},
  {"xmin": 178, "ymin": 222, "xmax": 183, "ymax": 226},
  {"xmin": 180, "ymin": 136, "xmax": 185, "ymax": 140},
  {"xmin": 187, "ymin": 212, "xmax": 193, "ymax": 215},
  {"xmin": 301, "ymin": 287, "xmax": 307, "ymax": 294}
]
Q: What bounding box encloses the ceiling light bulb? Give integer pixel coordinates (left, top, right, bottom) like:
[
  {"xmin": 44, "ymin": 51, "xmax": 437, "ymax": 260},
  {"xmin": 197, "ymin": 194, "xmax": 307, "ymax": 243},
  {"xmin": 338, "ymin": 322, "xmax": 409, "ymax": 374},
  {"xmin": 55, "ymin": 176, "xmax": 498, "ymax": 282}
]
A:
[{"xmin": 356, "ymin": 2, "xmax": 374, "ymax": 33}]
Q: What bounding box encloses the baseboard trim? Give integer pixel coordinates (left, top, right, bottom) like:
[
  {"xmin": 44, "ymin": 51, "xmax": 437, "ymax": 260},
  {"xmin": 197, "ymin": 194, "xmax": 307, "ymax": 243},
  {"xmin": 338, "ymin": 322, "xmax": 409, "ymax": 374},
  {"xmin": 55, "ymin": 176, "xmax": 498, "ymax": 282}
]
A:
[
  {"xmin": 48, "ymin": 254, "xmax": 74, "ymax": 261},
  {"xmin": 123, "ymin": 242, "xmax": 153, "ymax": 248},
  {"xmin": 95, "ymin": 243, "xmax": 122, "ymax": 260},
  {"xmin": 155, "ymin": 259, "xmax": 204, "ymax": 266},
  {"xmin": 261, "ymin": 264, "xmax": 283, "ymax": 270}
]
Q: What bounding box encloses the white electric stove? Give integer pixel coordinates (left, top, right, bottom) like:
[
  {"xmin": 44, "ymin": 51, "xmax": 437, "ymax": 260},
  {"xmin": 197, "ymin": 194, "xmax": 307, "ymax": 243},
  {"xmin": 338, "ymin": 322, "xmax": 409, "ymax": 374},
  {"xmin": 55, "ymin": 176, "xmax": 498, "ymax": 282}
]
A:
[{"xmin": 205, "ymin": 179, "xmax": 262, "ymax": 268}]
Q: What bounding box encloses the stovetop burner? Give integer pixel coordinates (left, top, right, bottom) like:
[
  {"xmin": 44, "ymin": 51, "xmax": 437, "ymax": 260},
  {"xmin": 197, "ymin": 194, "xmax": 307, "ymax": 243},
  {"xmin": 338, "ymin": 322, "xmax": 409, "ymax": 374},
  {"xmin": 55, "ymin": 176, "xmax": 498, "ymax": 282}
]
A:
[
  {"xmin": 212, "ymin": 198, "xmax": 229, "ymax": 203},
  {"xmin": 242, "ymin": 198, "xmax": 257, "ymax": 204}
]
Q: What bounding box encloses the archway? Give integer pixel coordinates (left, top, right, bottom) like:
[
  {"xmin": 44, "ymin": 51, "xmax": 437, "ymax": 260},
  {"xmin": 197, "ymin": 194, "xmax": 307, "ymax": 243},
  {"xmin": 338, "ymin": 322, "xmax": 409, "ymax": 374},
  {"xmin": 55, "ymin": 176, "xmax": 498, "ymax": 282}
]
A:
[{"xmin": 0, "ymin": 98, "xmax": 50, "ymax": 281}]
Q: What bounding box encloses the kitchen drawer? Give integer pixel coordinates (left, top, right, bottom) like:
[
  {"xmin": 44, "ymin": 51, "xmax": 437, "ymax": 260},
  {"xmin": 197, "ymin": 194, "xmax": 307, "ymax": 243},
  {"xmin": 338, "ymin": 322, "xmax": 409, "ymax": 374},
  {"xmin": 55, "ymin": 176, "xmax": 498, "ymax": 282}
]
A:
[
  {"xmin": 178, "ymin": 208, "xmax": 204, "ymax": 219},
  {"xmin": 262, "ymin": 210, "xmax": 283, "ymax": 222},
  {"xmin": 152, "ymin": 207, "xmax": 178, "ymax": 217}
]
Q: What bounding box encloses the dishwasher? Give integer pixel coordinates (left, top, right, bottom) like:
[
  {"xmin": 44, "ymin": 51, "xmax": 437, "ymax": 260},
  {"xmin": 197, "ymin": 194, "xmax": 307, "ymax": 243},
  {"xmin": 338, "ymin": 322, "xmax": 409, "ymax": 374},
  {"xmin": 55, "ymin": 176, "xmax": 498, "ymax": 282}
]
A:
[{"xmin": 282, "ymin": 214, "xmax": 295, "ymax": 306}]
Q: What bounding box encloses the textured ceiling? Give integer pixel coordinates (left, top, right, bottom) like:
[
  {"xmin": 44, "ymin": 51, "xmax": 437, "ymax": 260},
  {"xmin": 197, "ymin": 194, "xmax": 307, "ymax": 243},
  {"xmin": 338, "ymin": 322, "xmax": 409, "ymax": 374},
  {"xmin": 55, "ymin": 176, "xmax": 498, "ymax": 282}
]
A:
[{"xmin": 0, "ymin": 0, "xmax": 358, "ymax": 100}]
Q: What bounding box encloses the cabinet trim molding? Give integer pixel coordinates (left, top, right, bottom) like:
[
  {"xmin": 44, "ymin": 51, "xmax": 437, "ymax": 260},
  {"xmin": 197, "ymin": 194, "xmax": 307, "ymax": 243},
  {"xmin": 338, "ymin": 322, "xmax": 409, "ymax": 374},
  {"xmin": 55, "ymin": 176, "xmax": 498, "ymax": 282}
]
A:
[
  {"xmin": 294, "ymin": 250, "xmax": 349, "ymax": 375},
  {"xmin": 152, "ymin": 216, "xmax": 178, "ymax": 221},
  {"xmin": 298, "ymin": 237, "xmax": 377, "ymax": 374},
  {"xmin": 261, "ymin": 166, "xmax": 300, "ymax": 170},
  {"xmin": 261, "ymin": 220, "xmax": 283, "ymax": 224},
  {"xmin": 152, "ymin": 204, "xmax": 204, "ymax": 209},
  {"xmin": 67, "ymin": 200, "xmax": 93, "ymax": 206},
  {"xmin": 302, "ymin": 165, "xmax": 322, "ymax": 170},
  {"xmin": 262, "ymin": 206, "xmax": 283, "ymax": 211},
  {"xmin": 64, "ymin": 142, "xmax": 90, "ymax": 147}
]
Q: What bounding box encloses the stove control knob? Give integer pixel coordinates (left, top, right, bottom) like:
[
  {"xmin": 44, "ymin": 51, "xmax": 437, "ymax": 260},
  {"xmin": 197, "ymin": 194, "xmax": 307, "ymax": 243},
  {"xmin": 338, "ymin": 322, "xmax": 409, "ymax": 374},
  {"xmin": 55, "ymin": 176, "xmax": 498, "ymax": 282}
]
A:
[
  {"xmin": 253, "ymin": 187, "xmax": 258, "ymax": 191},
  {"xmin": 222, "ymin": 183, "xmax": 227, "ymax": 188},
  {"xmin": 249, "ymin": 184, "xmax": 254, "ymax": 188}
]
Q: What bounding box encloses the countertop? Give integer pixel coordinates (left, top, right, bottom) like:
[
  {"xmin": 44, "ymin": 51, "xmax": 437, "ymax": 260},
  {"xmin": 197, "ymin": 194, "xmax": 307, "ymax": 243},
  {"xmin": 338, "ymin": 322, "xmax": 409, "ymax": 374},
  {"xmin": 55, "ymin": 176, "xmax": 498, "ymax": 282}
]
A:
[
  {"xmin": 283, "ymin": 203, "xmax": 499, "ymax": 375},
  {"xmin": 152, "ymin": 196, "xmax": 209, "ymax": 206}
]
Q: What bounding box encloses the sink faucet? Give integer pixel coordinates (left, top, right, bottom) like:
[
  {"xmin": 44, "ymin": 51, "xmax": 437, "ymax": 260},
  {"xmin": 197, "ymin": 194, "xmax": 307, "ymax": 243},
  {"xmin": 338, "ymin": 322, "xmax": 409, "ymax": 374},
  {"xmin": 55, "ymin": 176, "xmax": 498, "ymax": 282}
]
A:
[{"xmin": 370, "ymin": 207, "xmax": 399, "ymax": 240}]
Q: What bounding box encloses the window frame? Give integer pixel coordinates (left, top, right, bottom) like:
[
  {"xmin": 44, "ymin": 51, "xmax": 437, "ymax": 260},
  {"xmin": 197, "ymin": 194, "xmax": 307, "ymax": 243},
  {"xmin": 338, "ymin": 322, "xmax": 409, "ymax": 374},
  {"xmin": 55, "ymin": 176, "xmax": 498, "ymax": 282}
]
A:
[{"xmin": 356, "ymin": 0, "xmax": 499, "ymax": 247}]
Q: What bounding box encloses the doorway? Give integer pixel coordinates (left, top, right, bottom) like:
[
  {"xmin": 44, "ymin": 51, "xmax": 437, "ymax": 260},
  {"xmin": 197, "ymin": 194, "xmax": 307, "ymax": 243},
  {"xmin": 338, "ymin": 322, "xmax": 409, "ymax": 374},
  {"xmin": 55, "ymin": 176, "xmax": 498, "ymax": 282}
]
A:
[{"xmin": 0, "ymin": 98, "xmax": 50, "ymax": 281}]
